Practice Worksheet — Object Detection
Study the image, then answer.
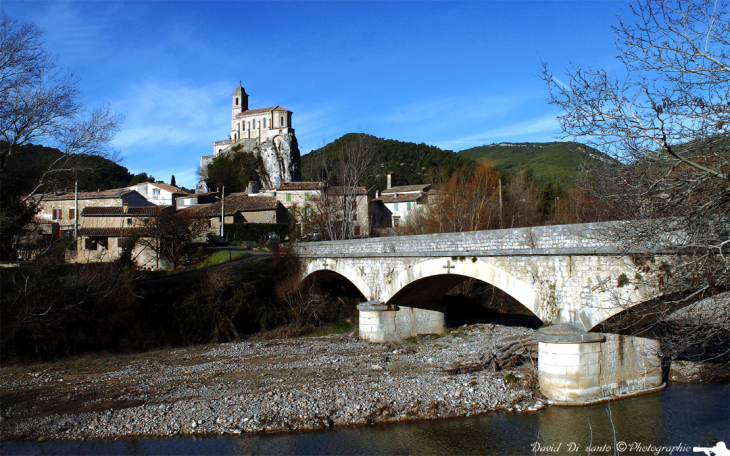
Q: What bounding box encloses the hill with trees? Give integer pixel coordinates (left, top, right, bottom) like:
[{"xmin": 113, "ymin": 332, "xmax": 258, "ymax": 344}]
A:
[
  {"xmin": 458, "ymin": 141, "xmax": 610, "ymax": 188},
  {"xmin": 1, "ymin": 142, "xmax": 135, "ymax": 196},
  {"xmin": 302, "ymin": 133, "xmax": 476, "ymax": 194}
]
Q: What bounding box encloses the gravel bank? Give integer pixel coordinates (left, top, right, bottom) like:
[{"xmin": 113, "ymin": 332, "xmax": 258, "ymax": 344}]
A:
[{"xmin": 0, "ymin": 324, "xmax": 544, "ymax": 442}]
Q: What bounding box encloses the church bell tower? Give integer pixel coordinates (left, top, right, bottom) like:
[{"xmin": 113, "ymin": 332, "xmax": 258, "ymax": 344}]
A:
[{"xmin": 232, "ymin": 84, "xmax": 249, "ymax": 116}]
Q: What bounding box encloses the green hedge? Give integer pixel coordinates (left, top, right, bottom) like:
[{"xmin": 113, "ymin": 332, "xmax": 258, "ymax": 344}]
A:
[{"xmin": 224, "ymin": 223, "xmax": 290, "ymax": 242}]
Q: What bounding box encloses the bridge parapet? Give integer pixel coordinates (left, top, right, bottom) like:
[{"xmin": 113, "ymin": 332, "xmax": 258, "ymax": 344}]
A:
[{"xmin": 292, "ymin": 223, "xmax": 619, "ymax": 258}]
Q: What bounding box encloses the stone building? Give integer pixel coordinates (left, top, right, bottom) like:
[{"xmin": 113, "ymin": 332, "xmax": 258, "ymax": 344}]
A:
[
  {"xmin": 126, "ymin": 182, "xmax": 189, "ymax": 206},
  {"xmin": 370, "ymin": 173, "xmax": 435, "ymax": 227},
  {"xmin": 34, "ymin": 188, "xmax": 151, "ymax": 239},
  {"xmin": 179, "ymin": 193, "xmax": 286, "ymax": 235},
  {"xmin": 259, "ymin": 182, "xmax": 369, "ymax": 238},
  {"xmin": 200, "ymin": 84, "xmax": 301, "ymax": 188},
  {"xmin": 70, "ymin": 205, "xmax": 174, "ymax": 269}
]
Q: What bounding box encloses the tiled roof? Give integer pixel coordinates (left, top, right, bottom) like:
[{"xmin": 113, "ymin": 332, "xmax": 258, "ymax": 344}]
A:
[
  {"xmin": 41, "ymin": 188, "xmax": 133, "ymax": 200},
  {"xmin": 263, "ymin": 182, "xmax": 325, "ymax": 191},
  {"xmin": 81, "ymin": 206, "xmax": 173, "ymax": 216},
  {"xmin": 180, "ymin": 194, "xmax": 279, "ymax": 218},
  {"xmin": 381, "ymin": 184, "xmax": 432, "ymax": 194},
  {"xmin": 151, "ymin": 182, "xmax": 185, "ymax": 193},
  {"xmin": 236, "ymin": 105, "xmax": 291, "ymax": 116},
  {"xmin": 79, "ymin": 227, "xmax": 149, "ymax": 237},
  {"xmin": 328, "ymin": 186, "xmax": 367, "ymax": 196},
  {"xmin": 374, "ymin": 193, "xmax": 423, "ymax": 203}
]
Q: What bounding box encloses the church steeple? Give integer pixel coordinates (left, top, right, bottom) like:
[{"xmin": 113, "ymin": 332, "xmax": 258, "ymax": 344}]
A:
[{"xmin": 232, "ymin": 83, "xmax": 248, "ymax": 116}]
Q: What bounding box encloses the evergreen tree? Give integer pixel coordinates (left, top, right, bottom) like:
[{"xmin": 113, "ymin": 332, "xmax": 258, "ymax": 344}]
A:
[{"xmin": 171, "ymin": 175, "xmax": 177, "ymax": 187}]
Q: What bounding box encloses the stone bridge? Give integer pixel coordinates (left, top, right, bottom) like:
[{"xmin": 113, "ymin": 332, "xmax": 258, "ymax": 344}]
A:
[{"xmin": 292, "ymin": 222, "xmax": 673, "ymax": 404}]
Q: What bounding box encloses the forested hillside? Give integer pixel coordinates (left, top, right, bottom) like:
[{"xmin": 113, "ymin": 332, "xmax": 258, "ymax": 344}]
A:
[
  {"xmin": 458, "ymin": 142, "xmax": 609, "ymax": 188},
  {"xmin": 302, "ymin": 133, "xmax": 475, "ymax": 193},
  {"xmin": 2, "ymin": 142, "xmax": 135, "ymax": 197}
]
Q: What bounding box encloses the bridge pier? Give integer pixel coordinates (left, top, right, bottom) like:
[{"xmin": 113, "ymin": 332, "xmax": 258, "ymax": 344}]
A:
[
  {"xmin": 536, "ymin": 324, "xmax": 664, "ymax": 405},
  {"xmin": 357, "ymin": 300, "xmax": 446, "ymax": 343}
]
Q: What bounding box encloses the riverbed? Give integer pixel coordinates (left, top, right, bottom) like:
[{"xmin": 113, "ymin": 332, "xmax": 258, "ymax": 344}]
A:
[
  {"xmin": 1, "ymin": 324, "xmax": 540, "ymax": 442},
  {"xmin": 2, "ymin": 384, "xmax": 727, "ymax": 455}
]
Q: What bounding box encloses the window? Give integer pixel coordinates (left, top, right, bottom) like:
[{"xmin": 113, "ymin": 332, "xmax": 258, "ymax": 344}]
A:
[
  {"xmin": 407, "ymin": 202, "xmax": 411, "ymax": 210},
  {"xmin": 305, "ymin": 192, "xmax": 311, "ymax": 201},
  {"xmin": 126, "ymin": 218, "xmax": 132, "ymax": 226},
  {"xmin": 302, "ymin": 207, "xmax": 312, "ymax": 217},
  {"xmin": 354, "ymin": 226, "xmax": 361, "ymax": 236},
  {"xmin": 271, "ymin": 192, "xmax": 276, "ymax": 197},
  {"xmin": 242, "ymin": 122, "xmax": 245, "ymax": 131},
  {"xmin": 286, "ymin": 193, "xmax": 291, "ymax": 202},
  {"xmin": 68, "ymin": 209, "xmax": 75, "ymax": 219},
  {"xmin": 253, "ymin": 119, "xmax": 256, "ymax": 129},
  {"xmin": 281, "ymin": 116, "xmax": 284, "ymax": 126},
  {"xmin": 153, "ymin": 188, "xmax": 160, "ymax": 197},
  {"xmin": 353, "ymin": 212, "xmax": 357, "ymax": 221},
  {"xmin": 235, "ymin": 97, "xmax": 239, "ymax": 106},
  {"xmin": 394, "ymin": 203, "xmax": 399, "ymax": 211},
  {"xmin": 84, "ymin": 238, "xmax": 98, "ymax": 251},
  {"xmin": 52, "ymin": 209, "xmax": 62, "ymax": 220},
  {"xmin": 263, "ymin": 118, "xmax": 266, "ymax": 128}
]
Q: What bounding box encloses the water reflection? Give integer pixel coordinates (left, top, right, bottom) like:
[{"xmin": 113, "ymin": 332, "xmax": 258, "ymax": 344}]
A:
[{"xmin": 2, "ymin": 384, "xmax": 727, "ymax": 455}]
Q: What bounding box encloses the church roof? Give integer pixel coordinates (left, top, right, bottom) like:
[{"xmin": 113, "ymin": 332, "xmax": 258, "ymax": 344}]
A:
[{"xmin": 236, "ymin": 105, "xmax": 292, "ymax": 117}]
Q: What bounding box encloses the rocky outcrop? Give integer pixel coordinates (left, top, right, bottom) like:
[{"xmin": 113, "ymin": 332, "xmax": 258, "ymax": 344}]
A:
[{"xmin": 206, "ymin": 133, "xmax": 301, "ymax": 189}]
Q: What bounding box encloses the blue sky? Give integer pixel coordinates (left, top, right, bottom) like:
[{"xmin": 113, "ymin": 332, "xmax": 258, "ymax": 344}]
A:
[{"xmin": 4, "ymin": 1, "xmax": 629, "ymax": 188}]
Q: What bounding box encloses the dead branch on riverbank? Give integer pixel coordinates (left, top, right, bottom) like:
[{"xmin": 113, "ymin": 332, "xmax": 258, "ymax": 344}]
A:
[{"xmin": 444, "ymin": 337, "xmax": 538, "ymax": 374}]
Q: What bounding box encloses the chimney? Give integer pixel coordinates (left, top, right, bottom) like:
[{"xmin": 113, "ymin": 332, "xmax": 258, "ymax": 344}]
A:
[{"xmin": 387, "ymin": 173, "xmax": 393, "ymax": 189}]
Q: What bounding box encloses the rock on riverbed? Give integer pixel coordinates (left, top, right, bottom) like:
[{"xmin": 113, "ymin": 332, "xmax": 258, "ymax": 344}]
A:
[{"xmin": 0, "ymin": 324, "xmax": 542, "ymax": 441}]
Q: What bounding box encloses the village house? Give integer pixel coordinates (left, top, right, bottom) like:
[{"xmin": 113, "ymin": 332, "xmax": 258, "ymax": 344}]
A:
[
  {"xmin": 179, "ymin": 192, "xmax": 286, "ymax": 236},
  {"xmin": 258, "ymin": 182, "xmax": 369, "ymax": 237},
  {"xmin": 70, "ymin": 205, "xmax": 175, "ymax": 269},
  {"xmin": 371, "ymin": 173, "xmax": 434, "ymax": 227},
  {"xmin": 34, "ymin": 188, "xmax": 151, "ymax": 240},
  {"xmin": 126, "ymin": 182, "xmax": 189, "ymax": 206},
  {"xmin": 175, "ymin": 191, "xmax": 222, "ymax": 210}
]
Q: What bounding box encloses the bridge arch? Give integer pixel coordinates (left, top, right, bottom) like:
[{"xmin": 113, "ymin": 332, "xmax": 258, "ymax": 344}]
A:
[
  {"xmin": 387, "ymin": 258, "xmax": 542, "ymax": 320},
  {"xmin": 303, "ymin": 260, "xmax": 373, "ymax": 301}
]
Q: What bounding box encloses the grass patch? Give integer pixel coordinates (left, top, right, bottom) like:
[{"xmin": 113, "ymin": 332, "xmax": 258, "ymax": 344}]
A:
[{"xmin": 196, "ymin": 250, "xmax": 252, "ymax": 268}]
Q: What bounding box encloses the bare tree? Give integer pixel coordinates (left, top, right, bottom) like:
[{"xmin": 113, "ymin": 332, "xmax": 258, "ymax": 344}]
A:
[
  {"xmin": 542, "ymin": 0, "xmax": 729, "ymax": 365},
  {"xmin": 312, "ymin": 134, "xmax": 376, "ymax": 240},
  {"xmin": 504, "ymin": 171, "xmax": 542, "ymax": 228},
  {"xmin": 0, "ymin": 13, "xmax": 122, "ymax": 258},
  {"xmin": 402, "ymin": 163, "xmax": 501, "ymax": 234},
  {"xmin": 138, "ymin": 212, "xmax": 208, "ymax": 270}
]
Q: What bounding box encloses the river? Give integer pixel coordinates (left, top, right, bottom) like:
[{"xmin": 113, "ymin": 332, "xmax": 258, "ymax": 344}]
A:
[{"xmin": 2, "ymin": 383, "xmax": 727, "ymax": 455}]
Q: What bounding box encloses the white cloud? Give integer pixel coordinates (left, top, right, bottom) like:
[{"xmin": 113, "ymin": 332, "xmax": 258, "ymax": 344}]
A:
[
  {"xmin": 112, "ymin": 80, "xmax": 230, "ymax": 154},
  {"xmin": 436, "ymin": 113, "xmax": 560, "ymax": 150}
]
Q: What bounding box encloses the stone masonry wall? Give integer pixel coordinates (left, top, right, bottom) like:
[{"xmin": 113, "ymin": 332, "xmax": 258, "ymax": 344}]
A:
[{"xmin": 538, "ymin": 335, "xmax": 663, "ymax": 403}]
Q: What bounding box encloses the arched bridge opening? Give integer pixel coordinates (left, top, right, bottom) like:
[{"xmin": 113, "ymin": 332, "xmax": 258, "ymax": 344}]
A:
[
  {"xmin": 388, "ymin": 274, "xmax": 543, "ymax": 329},
  {"xmin": 303, "ymin": 269, "xmax": 366, "ymax": 302}
]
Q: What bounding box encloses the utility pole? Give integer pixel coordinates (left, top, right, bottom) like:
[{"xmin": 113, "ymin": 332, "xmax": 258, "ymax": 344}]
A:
[
  {"xmin": 220, "ymin": 185, "xmax": 225, "ymax": 238},
  {"xmin": 74, "ymin": 181, "xmax": 78, "ymax": 241},
  {"xmin": 498, "ymin": 178, "xmax": 503, "ymax": 228}
]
